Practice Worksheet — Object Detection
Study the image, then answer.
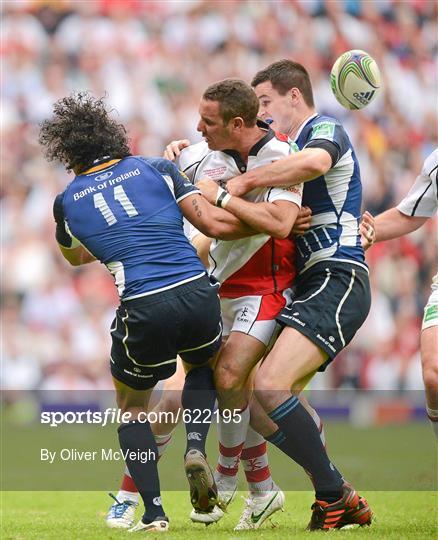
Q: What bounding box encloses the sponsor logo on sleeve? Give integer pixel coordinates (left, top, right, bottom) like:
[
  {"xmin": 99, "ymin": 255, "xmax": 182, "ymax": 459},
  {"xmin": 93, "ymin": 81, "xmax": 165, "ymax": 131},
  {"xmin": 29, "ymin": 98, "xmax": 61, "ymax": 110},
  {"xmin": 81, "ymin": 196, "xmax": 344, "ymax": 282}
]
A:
[{"xmin": 310, "ymin": 122, "xmax": 335, "ymax": 141}]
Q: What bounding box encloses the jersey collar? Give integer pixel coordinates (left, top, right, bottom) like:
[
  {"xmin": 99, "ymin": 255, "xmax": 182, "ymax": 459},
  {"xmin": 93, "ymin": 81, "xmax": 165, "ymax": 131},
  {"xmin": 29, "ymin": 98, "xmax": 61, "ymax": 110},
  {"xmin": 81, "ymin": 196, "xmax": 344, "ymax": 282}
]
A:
[
  {"xmin": 82, "ymin": 158, "xmax": 121, "ymax": 175},
  {"xmin": 293, "ymin": 113, "xmax": 319, "ymax": 143},
  {"xmin": 223, "ymin": 122, "xmax": 275, "ymax": 172}
]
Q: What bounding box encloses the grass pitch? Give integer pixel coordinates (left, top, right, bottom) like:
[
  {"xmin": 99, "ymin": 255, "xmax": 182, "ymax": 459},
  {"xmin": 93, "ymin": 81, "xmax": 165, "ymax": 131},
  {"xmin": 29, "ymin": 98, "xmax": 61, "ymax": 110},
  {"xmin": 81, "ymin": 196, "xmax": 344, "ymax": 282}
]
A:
[{"xmin": 2, "ymin": 490, "xmax": 437, "ymax": 539}]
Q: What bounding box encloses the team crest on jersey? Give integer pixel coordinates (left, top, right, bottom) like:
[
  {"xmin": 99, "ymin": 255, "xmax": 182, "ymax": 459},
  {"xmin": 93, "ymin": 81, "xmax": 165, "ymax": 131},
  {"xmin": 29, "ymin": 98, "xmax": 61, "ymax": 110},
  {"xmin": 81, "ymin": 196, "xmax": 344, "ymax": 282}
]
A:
[{"xmin": 95, "ymin": 171, "xmax": 113, "ymax": 182}]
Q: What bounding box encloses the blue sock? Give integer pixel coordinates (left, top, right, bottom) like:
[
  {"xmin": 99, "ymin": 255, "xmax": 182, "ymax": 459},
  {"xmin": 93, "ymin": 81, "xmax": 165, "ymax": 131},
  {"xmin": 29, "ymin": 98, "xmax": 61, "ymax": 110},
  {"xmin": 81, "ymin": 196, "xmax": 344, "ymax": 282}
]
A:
[
  {"xmin": 118, "ymin": 422, "xmax": 166, "ymax": 521},
  {"xmin": 267, "ymin": 396, "xmax": 343, "ymax": 496},
  {"xmin": 181, "ymin": 365, "xmax": 216, "ymax": 455}
]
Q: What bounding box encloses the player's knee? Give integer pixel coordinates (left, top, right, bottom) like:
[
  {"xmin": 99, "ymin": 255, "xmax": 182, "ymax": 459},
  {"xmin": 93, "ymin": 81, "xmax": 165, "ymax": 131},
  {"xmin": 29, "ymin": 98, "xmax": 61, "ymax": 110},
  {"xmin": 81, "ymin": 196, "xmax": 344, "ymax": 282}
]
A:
[
  {"xmin": 422, "ymin": 362, "xmax": 438, "ymax": 391},
  {"xmin": 253, "ymin": 370, "xmax": 279, "ymax": 407},
  {"xmin": 254, "ymin": 367, "xmax": 280, "ymax": 392},
  {"xmin": 214, "ymin": 363, "xmax": 245, "ymax": 396}
]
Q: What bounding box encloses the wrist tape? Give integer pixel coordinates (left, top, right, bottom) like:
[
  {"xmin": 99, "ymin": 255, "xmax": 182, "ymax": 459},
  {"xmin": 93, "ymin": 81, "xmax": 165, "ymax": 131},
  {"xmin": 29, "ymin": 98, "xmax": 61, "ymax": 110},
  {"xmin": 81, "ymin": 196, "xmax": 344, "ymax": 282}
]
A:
[{"xmin": 215, "ymin": 187, "xmax": 232, "ymax": 209}]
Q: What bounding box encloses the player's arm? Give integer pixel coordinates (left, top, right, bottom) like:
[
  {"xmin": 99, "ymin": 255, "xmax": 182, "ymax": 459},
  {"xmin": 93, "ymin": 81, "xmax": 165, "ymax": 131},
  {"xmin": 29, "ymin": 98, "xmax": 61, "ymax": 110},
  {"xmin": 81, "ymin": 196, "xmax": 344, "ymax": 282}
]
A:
[
  {"xmin": 197, "ymin": 178, "xmax": 301, "ymax": 239},
  {"xmin": 362, "ymin": 156, "xmax": 436, "ymax": 248},
  {"xmin": 53, "ymin": 194, "xmax": 96, "ymax": 266},
  {"xmin": 179, "ymin": 193, "xmax": 258, "ymax": 240},
  {"xmin": 226, "ymin": 147, "xmax": 332, "ymax": 197},
  {"xmin": 159, "ymin": 145, "xmax": 268, "ymax": 239},
  {"xmin": 373, "ymin": 208, "xmax": 427, "ymax": 242},
  {"xmin": 221, "ymin": 197, "xmax": 299, "ymax": 239},
  {"xmin": 190, "ymin": 231, "xmax": 212, "ymax": 267},
  {"xmin": 150, "ymin": 157, "xmax": 258, "ymax": 240},
  {"xmin": 374, "ymin": 156, "xmax": 437, "ymax": 240},
  {"xmin": 227, "ymin": 121, "xmax": 348, "ymax": 197}
]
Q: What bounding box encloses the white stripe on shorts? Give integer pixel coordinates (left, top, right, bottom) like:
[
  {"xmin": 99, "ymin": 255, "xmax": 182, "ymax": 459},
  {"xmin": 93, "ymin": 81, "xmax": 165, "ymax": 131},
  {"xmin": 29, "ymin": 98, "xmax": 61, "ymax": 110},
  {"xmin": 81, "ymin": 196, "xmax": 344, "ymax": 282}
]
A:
[
  {"xmin": 179, "ymin": 321, "xmax": 222, "ymax": 353},
  {"xmin": 121, "ymin": 311, "xmax": 177, "ymax": 367},
  {"xmin": 335, "ymin": 269, "xmax": 356, "ymax": 347},
  {"xmin": 292, "ymin": 268, "xmax": 331, "ymax": 305}
]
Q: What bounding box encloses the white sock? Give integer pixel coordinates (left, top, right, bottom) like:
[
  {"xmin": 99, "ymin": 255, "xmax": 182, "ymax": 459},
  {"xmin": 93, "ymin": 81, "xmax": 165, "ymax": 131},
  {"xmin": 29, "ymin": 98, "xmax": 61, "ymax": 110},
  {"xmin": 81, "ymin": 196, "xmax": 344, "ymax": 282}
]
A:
[
  {"xmin": 214, "ymin": 406, "xmax": 250, "ymax": 489},
  {"xmin": 242, "ymin": 426, "xmax": 273, "ymax": 494},
  {"xmin": 243, "ymin": 424, "xmax": 265, "ymax": 449},
  {"xmin": 116, "ymin": 490, "xmax": 138, "ymax": 503}
]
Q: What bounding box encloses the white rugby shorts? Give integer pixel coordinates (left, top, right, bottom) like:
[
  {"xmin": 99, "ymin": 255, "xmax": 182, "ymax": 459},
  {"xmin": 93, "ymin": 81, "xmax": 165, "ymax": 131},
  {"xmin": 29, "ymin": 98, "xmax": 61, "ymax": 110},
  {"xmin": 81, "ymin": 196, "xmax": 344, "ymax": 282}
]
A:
[
  {"xmin": 422, "ymin": 273, "xmax": 438, "ymax": 330},
  {"xmin": 221, "ymin": 289, "xmax": 292, "ymax": 346}
]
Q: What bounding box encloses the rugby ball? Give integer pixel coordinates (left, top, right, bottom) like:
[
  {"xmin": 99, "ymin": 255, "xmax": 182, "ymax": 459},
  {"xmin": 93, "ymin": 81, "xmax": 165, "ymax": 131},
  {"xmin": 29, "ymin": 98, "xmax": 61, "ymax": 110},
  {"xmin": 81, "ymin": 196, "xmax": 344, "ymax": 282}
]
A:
[{"xmin": 330, "ymin": 50, "xmax": 381, "ymax": 110}]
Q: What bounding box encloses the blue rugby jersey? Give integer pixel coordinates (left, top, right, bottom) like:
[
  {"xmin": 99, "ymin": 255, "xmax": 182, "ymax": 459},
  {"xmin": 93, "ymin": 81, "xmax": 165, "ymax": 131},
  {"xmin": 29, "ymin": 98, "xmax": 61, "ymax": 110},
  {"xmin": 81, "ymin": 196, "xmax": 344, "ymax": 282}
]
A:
[
  {"xmin": 292, "ymin": 114, "xmax": 366, "ymax": 274},
  {"xmin": 54, "ymin": 156, "xmax": 205, "ymax": 300}
]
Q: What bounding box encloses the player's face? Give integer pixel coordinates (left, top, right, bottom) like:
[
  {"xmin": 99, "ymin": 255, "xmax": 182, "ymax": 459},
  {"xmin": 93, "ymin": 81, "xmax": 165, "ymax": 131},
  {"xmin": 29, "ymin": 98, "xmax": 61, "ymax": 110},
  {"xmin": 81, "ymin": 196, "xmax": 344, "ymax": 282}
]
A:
[
  {"xmin": 197, "ymin": 99, "xmax": 232, "ymax": 151},
  {"xmin": 253, "ymin": 81, "xmax": 293, "ymax": 136}
]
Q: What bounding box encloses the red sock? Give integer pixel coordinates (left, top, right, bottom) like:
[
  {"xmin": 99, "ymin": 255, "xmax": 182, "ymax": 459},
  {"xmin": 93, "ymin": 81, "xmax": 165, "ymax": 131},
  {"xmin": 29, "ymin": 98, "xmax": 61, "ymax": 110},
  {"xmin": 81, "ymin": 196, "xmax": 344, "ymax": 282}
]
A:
[
  {"xmin": 241, "ymin": 441, "xmax": 273, "ymax": 493},
  {"xmin": 121, "ymin": 472, "xmax": 137, "ymax": 493}
]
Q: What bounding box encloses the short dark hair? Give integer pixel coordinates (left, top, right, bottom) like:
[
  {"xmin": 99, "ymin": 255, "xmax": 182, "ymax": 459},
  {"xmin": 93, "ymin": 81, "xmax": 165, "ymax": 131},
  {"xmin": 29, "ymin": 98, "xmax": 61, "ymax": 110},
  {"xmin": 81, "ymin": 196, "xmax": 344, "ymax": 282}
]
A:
[
  {"xmin": 202, "ymin": 79, "xmax": 259, "ymax": 127},
  {"xmin": 251, "ymin": 59, "xmax": 314, "ymax": 107},
  {"xmin": 39, "ymin": 92, "xmax": 131, "ymax": 173}
]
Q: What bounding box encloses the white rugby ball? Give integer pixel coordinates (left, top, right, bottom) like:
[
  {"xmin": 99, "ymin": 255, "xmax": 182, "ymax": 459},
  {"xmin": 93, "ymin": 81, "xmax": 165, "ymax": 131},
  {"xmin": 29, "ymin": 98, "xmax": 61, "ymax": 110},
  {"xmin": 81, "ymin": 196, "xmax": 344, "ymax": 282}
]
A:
[{"xmin": 330, "ymin": 49, "xmax": 381, "ymax": 110}]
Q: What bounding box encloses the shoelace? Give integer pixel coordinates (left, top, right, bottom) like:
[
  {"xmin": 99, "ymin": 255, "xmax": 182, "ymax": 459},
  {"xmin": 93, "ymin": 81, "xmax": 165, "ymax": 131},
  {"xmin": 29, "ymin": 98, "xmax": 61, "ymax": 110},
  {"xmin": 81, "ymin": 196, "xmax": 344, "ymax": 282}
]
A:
[{"xmin": 107, "ymin": 492, "xmax": 136, "ymax": 519}]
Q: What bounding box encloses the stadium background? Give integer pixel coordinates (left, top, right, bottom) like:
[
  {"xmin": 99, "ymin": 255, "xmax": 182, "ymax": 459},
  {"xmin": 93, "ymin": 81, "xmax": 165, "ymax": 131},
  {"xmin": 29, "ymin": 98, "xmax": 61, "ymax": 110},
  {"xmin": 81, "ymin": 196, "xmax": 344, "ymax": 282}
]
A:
[{"xmin": 2, "ymin": 1, "xmax": 437, "ymax": 417}]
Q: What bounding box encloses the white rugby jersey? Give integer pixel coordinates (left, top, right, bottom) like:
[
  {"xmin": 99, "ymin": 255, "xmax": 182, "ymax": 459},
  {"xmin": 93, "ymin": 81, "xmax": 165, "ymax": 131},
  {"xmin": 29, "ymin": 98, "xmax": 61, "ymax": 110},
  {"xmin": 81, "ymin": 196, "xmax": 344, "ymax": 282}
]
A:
[
  {"xmin": 397, "ymin": 149, "xmax": 438, "ymax": 293},
  {"xmin": 178, "ymin": 127, "xmax": 303, "ymax": 297},
  {"xmin": 397, "ymin": 149, "xmax": 438, "ymax": 218}
]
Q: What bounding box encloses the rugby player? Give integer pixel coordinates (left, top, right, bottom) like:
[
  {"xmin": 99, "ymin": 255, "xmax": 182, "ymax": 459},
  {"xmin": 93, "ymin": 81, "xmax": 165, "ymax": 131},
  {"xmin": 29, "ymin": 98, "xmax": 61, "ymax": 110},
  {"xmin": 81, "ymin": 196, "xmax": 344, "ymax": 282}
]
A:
[
  {"xmin": 180, "ymin": 79, "xmax": 301, "ymax": 530},
  {"xmin": 361, "ymin": 149, "xmax": 438, "ymax": 440},
  {"xmin": 218, "ymin": 60, "xmax": 374, "ymax": 530},
  {"xmin": 39, "ymin": 92, "xmax": 271, "ymax": 533}
]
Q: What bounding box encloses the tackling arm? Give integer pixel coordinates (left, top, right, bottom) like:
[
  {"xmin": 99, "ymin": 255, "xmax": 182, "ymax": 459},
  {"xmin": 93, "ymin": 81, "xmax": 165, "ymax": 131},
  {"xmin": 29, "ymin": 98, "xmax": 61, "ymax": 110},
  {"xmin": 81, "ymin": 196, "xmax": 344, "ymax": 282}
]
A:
[
  {"xmin": 179, "ymin": 194, "xmax": 258, "ymax": 240},
  {"xmin": 226, "ymin": 148, "xmax": 332, "ymax": 197},
  {"xmin": 197, "ymin": 178, "xmax": 300, "ymax": 239},
  {"xmin": 217, "ymin": 197, "xmax": 299, "ymax": 239}
]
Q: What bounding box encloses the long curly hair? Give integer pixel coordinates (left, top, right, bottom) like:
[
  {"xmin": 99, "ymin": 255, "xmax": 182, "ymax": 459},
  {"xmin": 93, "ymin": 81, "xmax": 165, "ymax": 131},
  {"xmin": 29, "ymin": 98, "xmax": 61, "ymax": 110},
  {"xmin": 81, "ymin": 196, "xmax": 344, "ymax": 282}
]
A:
[{"xmin": 39, "ymin": 92, "xmax": 131, "ymax": 173}]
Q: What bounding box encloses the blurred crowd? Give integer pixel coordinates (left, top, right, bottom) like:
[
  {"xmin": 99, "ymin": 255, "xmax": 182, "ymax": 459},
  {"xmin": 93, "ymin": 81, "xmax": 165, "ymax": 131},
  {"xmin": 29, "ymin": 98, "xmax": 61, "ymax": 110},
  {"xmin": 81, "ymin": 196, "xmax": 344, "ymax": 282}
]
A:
[{"xmin": 2, "ymin": 0, "xmax": 437, "ymax": 394}]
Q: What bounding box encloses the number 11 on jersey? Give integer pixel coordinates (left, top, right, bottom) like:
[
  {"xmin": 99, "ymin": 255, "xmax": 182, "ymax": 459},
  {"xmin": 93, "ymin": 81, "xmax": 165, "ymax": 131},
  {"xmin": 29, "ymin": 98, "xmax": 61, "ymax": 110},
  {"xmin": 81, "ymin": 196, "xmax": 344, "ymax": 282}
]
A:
[{"xmin": 94, "ymin": 185, "xmax": 138, "ymax": 226}]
